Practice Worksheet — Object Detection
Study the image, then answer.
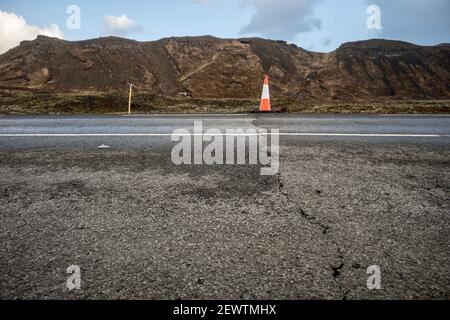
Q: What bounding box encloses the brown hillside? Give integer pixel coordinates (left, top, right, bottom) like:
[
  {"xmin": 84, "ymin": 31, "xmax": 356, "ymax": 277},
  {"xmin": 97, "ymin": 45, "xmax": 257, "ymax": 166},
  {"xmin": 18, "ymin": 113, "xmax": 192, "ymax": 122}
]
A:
[{"xmin": 0, "ymin": 35, "xmax": 449, "ymax": 100}]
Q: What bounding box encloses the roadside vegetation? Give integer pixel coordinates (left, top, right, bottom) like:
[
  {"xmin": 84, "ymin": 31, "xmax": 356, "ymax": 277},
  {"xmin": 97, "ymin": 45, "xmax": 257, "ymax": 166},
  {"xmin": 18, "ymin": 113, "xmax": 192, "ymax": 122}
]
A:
[{"xmin": 1, "ymin": 89, "xmax": 449, "ymax": 115}]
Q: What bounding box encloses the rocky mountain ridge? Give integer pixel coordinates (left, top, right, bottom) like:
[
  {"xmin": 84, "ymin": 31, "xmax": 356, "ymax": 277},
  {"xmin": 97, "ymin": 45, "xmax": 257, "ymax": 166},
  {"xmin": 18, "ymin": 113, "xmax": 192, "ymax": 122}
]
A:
[{"xmin": 0, "ymin": 35, "xmax": 448, "ymax": 100}]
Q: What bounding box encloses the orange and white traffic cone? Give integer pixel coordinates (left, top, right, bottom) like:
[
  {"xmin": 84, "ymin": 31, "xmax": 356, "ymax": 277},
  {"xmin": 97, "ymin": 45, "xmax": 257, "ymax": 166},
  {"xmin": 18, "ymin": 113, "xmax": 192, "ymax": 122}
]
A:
[{"xmin": 259, "ymin": 75, "xmax": 272, "ymax": 112}]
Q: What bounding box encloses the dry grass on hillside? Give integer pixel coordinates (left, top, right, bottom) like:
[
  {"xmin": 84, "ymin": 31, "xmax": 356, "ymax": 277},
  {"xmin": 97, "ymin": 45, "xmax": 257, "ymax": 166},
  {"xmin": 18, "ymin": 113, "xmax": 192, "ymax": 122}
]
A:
[{"xmin": 1, "ymin": 89, "xmax": 449, "ymax": 115}]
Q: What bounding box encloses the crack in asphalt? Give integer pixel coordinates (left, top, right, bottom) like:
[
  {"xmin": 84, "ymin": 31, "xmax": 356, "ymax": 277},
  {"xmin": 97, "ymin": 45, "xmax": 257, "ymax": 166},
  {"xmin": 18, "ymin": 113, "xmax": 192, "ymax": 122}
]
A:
[
  {"xmin": 269, "ymin": 141, "xmax": 350, "ymax": 299},
  {"xmin": 330, "ymin": 248, "xmax": 349, "ymax": 300},
  {"xmin": 298, "ymin": 208, "xmax": 331, "ymax": 235},
  {"xmin": 275, "ymin": 170, "xmax": 350, "ymax": 299}
]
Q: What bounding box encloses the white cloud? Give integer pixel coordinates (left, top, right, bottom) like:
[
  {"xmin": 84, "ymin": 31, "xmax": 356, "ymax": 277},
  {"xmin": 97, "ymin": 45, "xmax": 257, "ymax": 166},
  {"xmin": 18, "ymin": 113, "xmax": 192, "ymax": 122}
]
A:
[
  {"xmin": 240, "ymin": 0, "xmax": 321, "ymax": 40},
  {"xmin": 0, "ymin": 10, "xmax": 63, "ymax": 55},
  {"xmin": 103, "ymin": 15, "xmax": 142, "ymax": 36}
]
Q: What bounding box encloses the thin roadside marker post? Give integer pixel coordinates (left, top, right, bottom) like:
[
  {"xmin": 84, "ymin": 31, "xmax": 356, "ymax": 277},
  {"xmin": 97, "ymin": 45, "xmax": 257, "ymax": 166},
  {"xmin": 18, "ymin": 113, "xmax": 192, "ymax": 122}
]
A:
[{"xmin": 128, "ymin": 83, "xmax": 133, "ymax": 115}]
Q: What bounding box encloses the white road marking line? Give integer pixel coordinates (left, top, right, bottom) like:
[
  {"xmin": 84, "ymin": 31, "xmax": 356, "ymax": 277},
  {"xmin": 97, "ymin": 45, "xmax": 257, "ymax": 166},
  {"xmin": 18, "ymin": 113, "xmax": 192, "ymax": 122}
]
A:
[
  {"xmin": 122, "ymin": 114, "xmax": 250, "ymax": 117},
  {"xmin": 0, "ymin": 133, "xmax": 448, "ymax": 138},
  {"xmin": 273, "ymin": 133, "xmax": 450, "ymax": 137},
  {"xmin": 378, "ymin": 114, "xmax": 450, "ymax": 117}
]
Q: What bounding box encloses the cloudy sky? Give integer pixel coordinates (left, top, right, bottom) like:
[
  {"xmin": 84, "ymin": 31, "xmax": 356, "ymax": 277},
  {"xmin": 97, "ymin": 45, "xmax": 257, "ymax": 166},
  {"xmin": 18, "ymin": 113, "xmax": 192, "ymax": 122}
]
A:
[{"xmin": 0, "ymin": 0, "xmax": 449, "ymax": 54}]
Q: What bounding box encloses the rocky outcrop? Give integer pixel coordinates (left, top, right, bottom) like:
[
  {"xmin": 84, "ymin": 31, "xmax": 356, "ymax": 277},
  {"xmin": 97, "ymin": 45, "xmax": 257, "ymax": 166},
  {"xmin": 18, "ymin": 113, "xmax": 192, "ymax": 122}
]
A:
[{"xmin": 0, "ymin": 35, "xmax": 448, "ymax": 100}]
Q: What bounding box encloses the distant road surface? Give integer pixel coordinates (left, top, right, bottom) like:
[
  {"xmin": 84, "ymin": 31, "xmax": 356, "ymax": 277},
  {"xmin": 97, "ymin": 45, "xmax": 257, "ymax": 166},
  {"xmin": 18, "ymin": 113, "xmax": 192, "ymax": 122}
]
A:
[
  {"xmin": 0, "ymin": 114, "xmax": 449, "ymax": 149},
  {"xmin": 0, "ymin": 114, "xmax": 449, "ymax": 300}
]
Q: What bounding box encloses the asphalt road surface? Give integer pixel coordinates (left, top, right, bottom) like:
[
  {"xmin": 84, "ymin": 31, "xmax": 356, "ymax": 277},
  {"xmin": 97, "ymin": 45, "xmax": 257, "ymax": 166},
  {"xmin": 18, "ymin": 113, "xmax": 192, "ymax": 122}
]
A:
[
  {"xmin": 0, "ymin": 114, "xmax": 450, "ymax": 149},
  {"xmin": 0, "ymin": 114, "xmax": 449, "ymax": 299}
]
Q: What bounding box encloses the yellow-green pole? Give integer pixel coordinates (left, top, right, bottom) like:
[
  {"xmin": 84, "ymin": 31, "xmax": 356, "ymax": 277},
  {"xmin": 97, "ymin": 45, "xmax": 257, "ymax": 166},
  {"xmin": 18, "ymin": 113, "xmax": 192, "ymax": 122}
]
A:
[{"xmin": 128, "ymin": 83, "xmax": 133, "ymax": 115}]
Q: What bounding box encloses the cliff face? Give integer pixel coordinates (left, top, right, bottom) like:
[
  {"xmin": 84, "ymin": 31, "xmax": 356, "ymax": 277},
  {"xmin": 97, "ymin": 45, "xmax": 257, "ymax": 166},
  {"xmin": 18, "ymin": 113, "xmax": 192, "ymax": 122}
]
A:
[{"xmin": 0, "ymin": 35, "xmax": 449, "ymax": 100}]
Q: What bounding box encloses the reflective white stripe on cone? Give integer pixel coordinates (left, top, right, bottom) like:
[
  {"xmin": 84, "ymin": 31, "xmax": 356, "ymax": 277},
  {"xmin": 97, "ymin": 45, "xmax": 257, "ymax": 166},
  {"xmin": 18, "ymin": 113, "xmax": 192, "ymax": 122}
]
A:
[{"xmin": 259, "ymin": 75, "xmax": 271, "ymax": 112}]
